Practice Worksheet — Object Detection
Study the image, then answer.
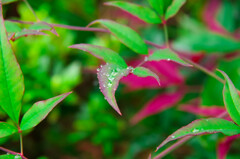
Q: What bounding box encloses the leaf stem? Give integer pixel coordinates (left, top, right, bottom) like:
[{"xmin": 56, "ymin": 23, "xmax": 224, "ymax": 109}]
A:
[
  {"xmin": 20, "ymin": 132, "xmax": 23, "ymax": 155},
  {"xmin": 163, "ymin": 22, "xmax": 169, "ymax": 48},
  {"xmin": 22, "ymin": 0, "xmax": 39, "ymax": 21},
  {"xmin": 0, "ymin": 146, "xmax": 28, "ymax": 159}
]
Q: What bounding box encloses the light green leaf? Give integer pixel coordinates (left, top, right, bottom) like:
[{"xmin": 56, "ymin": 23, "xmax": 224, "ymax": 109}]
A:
[
  {"xmin": 148, "ymin": 49, "xmax": 189, "ymax": 66},
  {"xmin": 147, "ymin": 0, "xmax": 164, "ymax": 16},
  {"xmin": 2, "ymin": 0, "xmax": 18, "ymax": 5},
  {"xmin": 105, "ymin": 2, "xmax": 161, "ymax": 24},
  {"xmin": 4, "ymin": 21, "xmax": 21, "ymax": 33},
  {"xmin": 89, "ymin": 19, "xmax": 148, "ymax": 55},
  {"xmin": 0, "ymin": 122, "xmax": 18, "ymax": 138},
  {"xmin": 28, "ymin": 22, "xmax": 58, "ymax": 36},
  {"xmin": 165, "ymin": 0, "xmax": 186, "ymax": 20},
  {"xmin": 132, "ymin": 67, "xmax": 160, "ymax": 85},
  {"xmin": 97, "ymin": 63, "xmax": 131, "ymax": 115},
  {"xmin": 157, "ymin": 118, "xmax": 240, "ymax": 150},
  {"xmin": 218, "ymin": 70, "xmax": 240, "ymax": 126},
  {"xmin": 0, "ymin": 4, "xmax": 24, "ymax": 123},
  {"xmin": 173, "ymin": 31, "xmax": 240, "ymax": 53},
  {"xmin": 0, "ymin": 154, "xmax": 16, "ymax": 159},
  {"xmin": 20, "ymin": 92, "xmax": 72, "ymax": 131},
  {"xmin": 69, "ymin": 44, "xmax": 127, "ymax": 68}
]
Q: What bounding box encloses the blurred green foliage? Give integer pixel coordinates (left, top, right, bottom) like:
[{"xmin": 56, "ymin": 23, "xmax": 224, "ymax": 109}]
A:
[{"xmin": 1, "ymin": 0, "xmax": 240, "ymax": 158}]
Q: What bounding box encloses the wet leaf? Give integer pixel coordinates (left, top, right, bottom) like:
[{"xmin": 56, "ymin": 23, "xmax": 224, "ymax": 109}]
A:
[
  {"xmin": 89, "ymin": 19, "xmax": 148, "ymax": 55},
  {"xmin": 97, "ymin": 63, "xmax": 131, "ymax": 115},
  {"xmin": 157, "ymin": 118, "xmax": 240, "ymax": 150},
  {"xmin": 20, "ymin": 92, "xmax": 72, "ymax": 131},
  {"xmin": 105, "ymin": 2, "xmax": 161, "ymax": 24}
]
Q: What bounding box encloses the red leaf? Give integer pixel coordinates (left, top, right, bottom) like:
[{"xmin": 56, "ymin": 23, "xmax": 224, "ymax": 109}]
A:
[
  {"xmin": 121, "ymin": 60, "xmax": 184, "ymax": 91},
  {"xmin": 180, "ymin": 105, "xmax": 225, "ymax": 117},
  {"xmin": 217, "ymin": 134, "xmax": 240, "ymax": 159},
  {"xmin": 131, "ymin": 90, "xmax": 184, "ymax": 124}
]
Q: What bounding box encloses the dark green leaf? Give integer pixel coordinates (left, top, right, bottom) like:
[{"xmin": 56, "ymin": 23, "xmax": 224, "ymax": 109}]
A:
[
  {"xmin": 218, "ymin": 70, "xmax": 240, "ymax": 126},
  {"xmin": 157, "ymin": 118, "xmax": 240, "ymax": 150},
  {"xmin": 132, "ymin": 67, "xmax": 160, "ymax": 85},
  {"xmin": 89, "ymin": 19, "xmax": 148, "ymax": 55},
  {"xmin": 0, "ymin": 5, "xmax": 24, "ymax": 123},
  {"xmin": 20, "ymin": 92, "xmax": 72, "ymax": 131},
  {"xmin": 105, "ymin": 2, "xmax": 161, "ymax": 24},
  {"xmin": 148, "ymin": 49, "xmax": 189, "ymax": 66},
  {"xmin": 0, "ymin": 122, "xmax": 18, "ymax": 138},
  {"xmin": 97, "ymin": 63, "xmax": 131, "ymax": 115},
  {"xmin": 69, "ymin": 44, "xmax": 127, "ymax": 68},
  {"xmin": 165, "ymin": 0, "xmax": 186, "ymax": 20},
  {"xmin": 2, "ymin": 0, "xmax": 18, "ymax": 5}
]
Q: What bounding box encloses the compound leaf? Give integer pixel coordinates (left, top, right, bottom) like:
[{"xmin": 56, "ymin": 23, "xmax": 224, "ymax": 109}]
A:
[
  {"xmin": 0, "ymin": 122, "xmax": 18, "ymax": 138},
  {"xmin": 165, "ymin": 0, "xmax": 186, "ymax": 20}
]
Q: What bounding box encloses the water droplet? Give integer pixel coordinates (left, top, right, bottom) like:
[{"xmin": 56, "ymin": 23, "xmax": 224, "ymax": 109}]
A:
[
  {"xmin": 192, "ymin": 129, "xmax": 199, "ymax": 133},
  {"xmin": 97, "ymin": 68, "xmax": 100, "ymax": 72},
  {"xmin": 167, "ymin": 58, "xmax": 171, "ymax": 61},
  {"xmin": 144, "ymin": 56, "xmax": 148, "ymax": 61},
  {"xmin": 171, "ymin": 135, "xmax": 175, "ymax": 138}
]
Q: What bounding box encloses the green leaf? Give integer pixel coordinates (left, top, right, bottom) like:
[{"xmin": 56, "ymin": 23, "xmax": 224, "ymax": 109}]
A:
[
  {"xmin": 28, "ymin": 22, "xmax": 58, "ymax": 36},
  {"xmin": 132, "ymin": 67, "xmax": 160, "ymax": 85},
  {"xmin": 89, "ymin": 19, "xmax": 148, "ymax": 55},
  {"xmin": 0, "ymin": 5, "xmax": 24, "ymax": 123},
  {"xmin": 157, "ymin": 118, "xmax": 240, "ymax": 150},
  {"xmin": 148, "ymin": 49, "xmax": 189, "ymax": 66},
  {"xmin": 97, "ymin": 63, "xmax": 131, "ymax": 115},
  {"xmin": 0, "ymin": 122, "xmax": 18, "ymax": 138},
  {"xmin": 165, "ymin": 0, "xmax": 186, "ymax": 20},
  {"xmin": 218, "ymin": 70, "xmax": 240, "ymax": 126},
  {"xmin": 173, "ymin": 30, "xmax": 240, "ymax": 53},
  {"xmin": 20, "ymin": 92, "xmax": 72, "ymax": 131},
  {"xmin": 0, "ymin": 154, "xmax": 16, "ymax": 159},
  {"xmin": 69, "ymin": 44, "xmax": 127, "ymax": 68},
  {"xmin": 2, "ymin": 0, "xmax": 18, "ymax": 5},
  {"xmin": 4, "ymin": 21, "xmax": 21, "ymax": 33},
  {"xmin": 147, "ymin": 0, "xmax": 164, "ymax": 16},
  {"xmin": 105, "ymin": 2, "xmax": 161, "ymax": 24}
]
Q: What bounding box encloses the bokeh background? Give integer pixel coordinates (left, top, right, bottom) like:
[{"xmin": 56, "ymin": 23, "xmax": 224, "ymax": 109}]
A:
[{"xmin": 1, "ymin": 0, "xmax": 240, "ymax": 158}]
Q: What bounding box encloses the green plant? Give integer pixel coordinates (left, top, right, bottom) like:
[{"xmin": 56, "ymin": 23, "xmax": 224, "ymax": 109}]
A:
[{"xmin": 1, "ymin": 0, "xmax": 240, "ymax": 158}]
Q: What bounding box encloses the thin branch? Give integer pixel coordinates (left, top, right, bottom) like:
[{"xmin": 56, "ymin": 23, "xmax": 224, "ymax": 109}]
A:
[{"xmin": 0, "ymin": 147, "xmax": 28, "ymax": 159}]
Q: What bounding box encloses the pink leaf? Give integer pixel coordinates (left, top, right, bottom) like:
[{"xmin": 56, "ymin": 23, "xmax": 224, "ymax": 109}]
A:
[
  {"xmin": 180, "ymin": 104, "xmax": 225, "ymax": 117},
  {"xmin": 217, "ymin": 134, "xmax": 240, "ymax": 159},
  {"xmin": 131, "ymin": 90, "xmax": 184, "ymax": 124},
  {"xmin": 121, "ymin": 60, "xmax": 184, "ymax": 91},
  {"xmin": 97, "ymin": 63, "xmax": 131, "ymax": 115},
  {"xmin": 203, "ymin": 0, "xmax": 227, "ymax": 34}
]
